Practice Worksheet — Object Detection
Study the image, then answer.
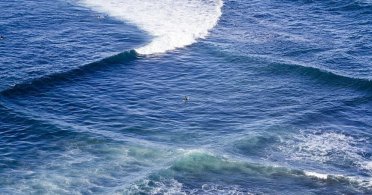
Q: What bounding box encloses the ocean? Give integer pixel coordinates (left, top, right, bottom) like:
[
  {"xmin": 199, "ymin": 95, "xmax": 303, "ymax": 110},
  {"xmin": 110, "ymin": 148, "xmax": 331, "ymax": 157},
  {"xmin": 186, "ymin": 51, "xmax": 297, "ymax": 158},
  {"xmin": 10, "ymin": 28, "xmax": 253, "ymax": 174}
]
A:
[{"xmin": 0, "ymin": 0, "xmax": 371, "ymax": 194}]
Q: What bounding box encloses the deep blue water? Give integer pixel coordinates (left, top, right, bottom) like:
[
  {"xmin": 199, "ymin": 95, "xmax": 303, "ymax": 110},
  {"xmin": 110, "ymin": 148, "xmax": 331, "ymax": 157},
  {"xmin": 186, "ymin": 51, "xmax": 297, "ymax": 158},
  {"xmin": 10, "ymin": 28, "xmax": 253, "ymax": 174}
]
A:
[{"xmin": 1, "ymin": 0, "xmax": 372, "ymax": 194}]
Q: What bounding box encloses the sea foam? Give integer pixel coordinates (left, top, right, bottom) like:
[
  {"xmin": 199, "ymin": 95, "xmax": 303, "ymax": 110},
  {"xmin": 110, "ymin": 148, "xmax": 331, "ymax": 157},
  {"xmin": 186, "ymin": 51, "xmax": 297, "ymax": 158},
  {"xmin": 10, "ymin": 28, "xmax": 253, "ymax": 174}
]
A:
[{"xmin": 79, "ymin": 0, "xmax": 223, "ymax": 55}]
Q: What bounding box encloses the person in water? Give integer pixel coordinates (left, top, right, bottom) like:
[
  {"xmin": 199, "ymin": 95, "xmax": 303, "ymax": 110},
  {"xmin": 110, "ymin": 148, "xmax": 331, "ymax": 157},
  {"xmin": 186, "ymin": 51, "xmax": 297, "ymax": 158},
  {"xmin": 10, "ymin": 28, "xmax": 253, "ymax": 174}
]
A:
[{"xmin": 0, "ymin": 35, "xmax": 4, "ymax": 40}]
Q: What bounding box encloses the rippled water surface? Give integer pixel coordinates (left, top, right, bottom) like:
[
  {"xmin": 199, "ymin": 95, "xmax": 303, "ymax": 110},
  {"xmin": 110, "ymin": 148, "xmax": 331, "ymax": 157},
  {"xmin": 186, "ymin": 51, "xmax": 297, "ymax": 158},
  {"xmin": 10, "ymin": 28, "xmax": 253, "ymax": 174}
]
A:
[{"xmin": 0, "ymin": 0, "xmax": 371, "ymax": 194}]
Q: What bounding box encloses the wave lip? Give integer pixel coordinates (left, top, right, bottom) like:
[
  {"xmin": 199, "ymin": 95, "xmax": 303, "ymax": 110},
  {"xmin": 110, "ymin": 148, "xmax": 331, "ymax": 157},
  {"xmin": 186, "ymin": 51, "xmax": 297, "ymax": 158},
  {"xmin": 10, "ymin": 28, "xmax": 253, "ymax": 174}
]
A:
[{"xmin": 79, "ymin": 0, "xmax": 223, "ymax": 55}]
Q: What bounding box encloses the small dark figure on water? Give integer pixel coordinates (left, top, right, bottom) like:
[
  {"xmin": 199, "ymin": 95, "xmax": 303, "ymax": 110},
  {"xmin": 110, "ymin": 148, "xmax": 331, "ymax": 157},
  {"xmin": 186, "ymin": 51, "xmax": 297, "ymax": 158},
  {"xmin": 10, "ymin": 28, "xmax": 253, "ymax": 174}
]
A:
[
  {"xmin": 0, "ymin": 35, "xmax": 4, "ymax": 40},
  {"xmin": 183, "ymin": 96, "xmax": 190, "ymax": 103},
  {"xmin": 97, "ymin": 14, "xmax": 106, "ymax": 19}
]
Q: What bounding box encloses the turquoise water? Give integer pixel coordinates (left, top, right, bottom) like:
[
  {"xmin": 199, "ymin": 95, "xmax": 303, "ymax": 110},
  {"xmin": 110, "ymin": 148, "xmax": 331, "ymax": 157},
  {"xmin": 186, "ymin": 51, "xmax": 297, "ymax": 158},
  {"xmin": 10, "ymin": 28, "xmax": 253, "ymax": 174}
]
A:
[{"xmin": 0, "ymin": 0, "xmax": 371, "ymax": 194}]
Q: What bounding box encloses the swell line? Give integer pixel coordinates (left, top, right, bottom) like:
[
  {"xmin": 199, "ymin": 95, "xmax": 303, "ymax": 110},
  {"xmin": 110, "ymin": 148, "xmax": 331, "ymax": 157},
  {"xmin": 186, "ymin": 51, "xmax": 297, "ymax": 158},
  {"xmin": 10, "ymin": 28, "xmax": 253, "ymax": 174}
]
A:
[
  {"xmin": 0, "ymin": 97, "xmax": 166, "ymax": 148},
  {"xmin": 271, "ymin": 61, "xmax": 372, "ymax": 91},
  {"xmin": 0, "ymin": 50, "xmax": 138, "ymax": 97},
  {"xmin": 202, "ymin": 45, "xmax": 372, "ymax": 92},
  {"xmin": 1, "ymin": 0, "xmax": 224, "ymax": 97}
]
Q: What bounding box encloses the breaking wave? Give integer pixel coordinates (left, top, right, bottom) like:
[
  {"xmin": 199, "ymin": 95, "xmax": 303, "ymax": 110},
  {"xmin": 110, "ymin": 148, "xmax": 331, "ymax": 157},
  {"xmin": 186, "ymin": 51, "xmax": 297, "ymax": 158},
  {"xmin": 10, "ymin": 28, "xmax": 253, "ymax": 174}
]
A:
[
  {"xmin": 79, "ymin": 0, "xmax": 223, "ymax": 54},
  {"xmin": 279, "ymin": 130, "xmax": 372, "ymax": 174},
  {"xmin": 124, "ymin": 150, "xmax": 372, "ymax": 194},
  {"xmin": 0, "ymin": 0, "xmax": 223, "ymax": 96}
]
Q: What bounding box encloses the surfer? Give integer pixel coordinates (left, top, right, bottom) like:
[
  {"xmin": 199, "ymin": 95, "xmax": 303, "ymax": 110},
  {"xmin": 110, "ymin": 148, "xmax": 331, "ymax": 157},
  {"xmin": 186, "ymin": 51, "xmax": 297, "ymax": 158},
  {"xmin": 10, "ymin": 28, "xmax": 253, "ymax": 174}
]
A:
[
  {"xmin": 183, "ymin": 96, "xmax": 190, "ymax": 102},
  {"xmin": 0, "ymin": 35, "xmax": 4, "ymax": 40}
]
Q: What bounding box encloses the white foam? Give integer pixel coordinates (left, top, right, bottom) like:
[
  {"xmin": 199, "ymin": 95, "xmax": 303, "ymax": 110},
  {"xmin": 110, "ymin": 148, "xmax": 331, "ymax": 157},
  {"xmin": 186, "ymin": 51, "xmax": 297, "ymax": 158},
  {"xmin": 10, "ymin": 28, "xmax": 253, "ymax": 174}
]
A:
[
  {"xmin": 304, "ymin": 171, "xmax": 372, "ymax": 188},
  {"xmin": 199, "ymin": 184, "xmax": 249, "ymax": 195},
  {"xmin": 79, "ymin": 0, "xmax": 223, "ymax": 54},
  {"xmin": 364, "ymin": 161, "xmax": 372, "ymax": 170},
  {"xmin": 279, "ymin": 131, "xmax": 371, "ymax": 173},
  {"xmin": 304, "ymin": 171, "xmax": 329, "ymax": 180},
  {"xmin": 126, "ymin": 178, "xmax": 185, "ymax": 195}
]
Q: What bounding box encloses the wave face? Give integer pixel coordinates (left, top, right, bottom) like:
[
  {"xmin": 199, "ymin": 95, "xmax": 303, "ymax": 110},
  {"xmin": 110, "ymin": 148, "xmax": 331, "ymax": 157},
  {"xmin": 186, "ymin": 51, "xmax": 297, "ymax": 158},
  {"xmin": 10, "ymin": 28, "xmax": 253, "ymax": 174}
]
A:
[
  {"xmin": 0, "ymin": 50, "xmax": 138, "ymax": 96},
  {"xmin": 79, "ymin": 0, "xmax": 223, "ymax": 55}
]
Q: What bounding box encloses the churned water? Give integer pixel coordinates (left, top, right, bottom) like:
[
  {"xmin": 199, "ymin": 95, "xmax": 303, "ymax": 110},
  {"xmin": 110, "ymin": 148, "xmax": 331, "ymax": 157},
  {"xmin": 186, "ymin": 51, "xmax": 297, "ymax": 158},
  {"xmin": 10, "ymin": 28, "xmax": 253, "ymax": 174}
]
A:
[{"xmin": 0, "ymin": 0, "xmax": 371, "ymax": 194}]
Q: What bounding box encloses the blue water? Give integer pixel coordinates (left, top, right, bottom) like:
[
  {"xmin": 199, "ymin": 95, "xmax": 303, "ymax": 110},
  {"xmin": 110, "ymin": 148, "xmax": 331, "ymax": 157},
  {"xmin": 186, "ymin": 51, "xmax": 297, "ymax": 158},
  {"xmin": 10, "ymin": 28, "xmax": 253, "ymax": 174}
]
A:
[{"xmin": 1, "ymin": 0, "xmax": 372, "ymax": 194}]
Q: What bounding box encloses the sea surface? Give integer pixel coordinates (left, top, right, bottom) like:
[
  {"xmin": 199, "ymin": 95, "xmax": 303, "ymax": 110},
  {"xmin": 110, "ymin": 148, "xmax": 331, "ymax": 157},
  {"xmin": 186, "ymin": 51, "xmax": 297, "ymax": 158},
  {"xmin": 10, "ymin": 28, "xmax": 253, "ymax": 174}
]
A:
[{"xmin": 0, "ymin": 0, "xmax": 372, "ymax": 194}]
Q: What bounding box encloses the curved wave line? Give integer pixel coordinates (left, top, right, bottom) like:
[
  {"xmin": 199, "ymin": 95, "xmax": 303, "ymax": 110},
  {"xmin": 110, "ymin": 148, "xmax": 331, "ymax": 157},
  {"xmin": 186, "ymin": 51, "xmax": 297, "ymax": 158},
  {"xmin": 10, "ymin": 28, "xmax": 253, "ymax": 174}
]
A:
[
  {"xmin": 271, "ymin": 61, "xmax": 372, "ymax": 91},
  {"xmin": 171, "ymin": 150, "xmax": 372, "ymax": 189},
  {"xmin": 198, "ymin": 45, "xmax": 372, "ymax": 92},
  {"xmin": 0, "ymin": 50, "xmax": 138, "ymax": 97},
  {"xmin": 1, "ymin": 0, "xmax": 224, "ymax": 96}
]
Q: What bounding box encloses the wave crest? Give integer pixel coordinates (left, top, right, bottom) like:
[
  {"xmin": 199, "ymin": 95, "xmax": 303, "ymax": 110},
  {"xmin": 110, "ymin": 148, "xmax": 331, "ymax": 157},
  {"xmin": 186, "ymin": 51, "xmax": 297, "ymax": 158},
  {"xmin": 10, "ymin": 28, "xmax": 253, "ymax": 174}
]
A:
[
  {"xmin": 0, "ymin": 50, "xmax": 138, "ymax": 96},
  {"xmin": 79, "ymin": 0, "xmax": 223, "ymax": 55}
]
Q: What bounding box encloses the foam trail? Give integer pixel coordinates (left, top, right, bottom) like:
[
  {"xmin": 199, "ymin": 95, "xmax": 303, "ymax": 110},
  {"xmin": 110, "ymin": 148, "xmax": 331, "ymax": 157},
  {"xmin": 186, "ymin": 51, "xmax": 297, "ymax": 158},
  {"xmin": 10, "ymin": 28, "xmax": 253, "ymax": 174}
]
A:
[
  {"xmin": 304, "ymin": 171, "xmax": 372, "ymax": 188},
  {"xmin": 79, "ymin": 0, "xmax": 223, "ymax": 55}
]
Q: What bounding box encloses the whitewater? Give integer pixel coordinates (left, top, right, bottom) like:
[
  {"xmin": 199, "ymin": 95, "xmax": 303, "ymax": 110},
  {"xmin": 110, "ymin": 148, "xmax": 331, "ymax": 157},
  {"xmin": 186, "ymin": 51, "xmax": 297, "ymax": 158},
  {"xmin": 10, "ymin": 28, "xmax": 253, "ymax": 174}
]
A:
[
  {"xmin": 1, "ymin": 0, "xmax": 371, "ymax": 194},
  {"xmin": 79, "ymin": 0, "xmax": 223, "ymax": 54}
]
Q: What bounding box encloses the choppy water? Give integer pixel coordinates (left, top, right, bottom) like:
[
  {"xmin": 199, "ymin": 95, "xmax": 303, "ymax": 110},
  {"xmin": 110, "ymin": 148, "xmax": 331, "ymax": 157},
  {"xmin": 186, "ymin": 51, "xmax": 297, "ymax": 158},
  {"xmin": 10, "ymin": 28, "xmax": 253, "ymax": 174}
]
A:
[{"xmin": 1, "ymin": 0, "xmax": 372, "ymax": 194}]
